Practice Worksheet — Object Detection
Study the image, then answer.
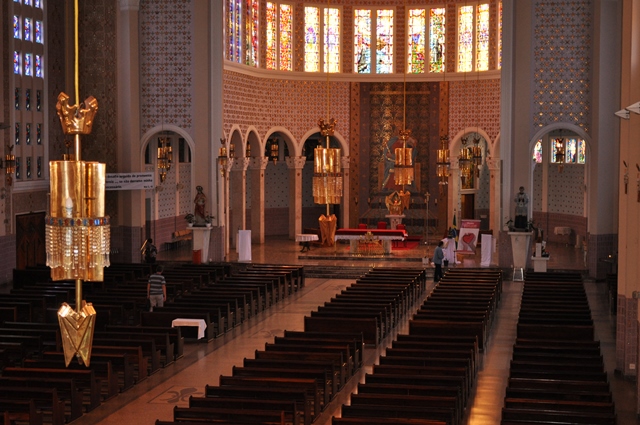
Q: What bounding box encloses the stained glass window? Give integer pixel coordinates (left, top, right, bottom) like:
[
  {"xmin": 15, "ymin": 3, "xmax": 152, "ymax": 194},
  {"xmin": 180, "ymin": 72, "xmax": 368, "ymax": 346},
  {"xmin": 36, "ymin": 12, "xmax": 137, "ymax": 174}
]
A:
[
  {"xmin": 15, "ymin": 88, "xmax": 20, "ymax": 110},
  {"xmin": 498, "ymin": 2, "xmax": 502, "ymax": 69},
  {"xmin": 36, "ymin": 90, "xmax": 41, "ymax": 111},
  {"xmin": 458, "ymin": 5, "xmax": 473, "ymax": 72},
  {"xmin": 227, "ymin": 0, "xmax": 242, "ymax": 62},
  {"xmin": 354, "ymin": 9, "xmax": 371, "ymax": 73},
  {"xmin": 26, "ymin": 123, "xmax": 31, "ymax": 144},
  {"xmin": 24, "ymin": 0, "xmax": 32, "ymax": 6},
  {"xmin": 266, "ymin": 2, "xmax": 292, "ymax": 71},
  {"xmin": 245, "ymin": 0, "xmax": 259, "ymax": 67},
  {"xmin": 35, "ymin": 55, "xmax": 43, "ymax": 78},
  {"xmin": 324, "ymin": 8, "xmax": 340, "ymax": 73},
  {"xmin": 533, "ymin": 140, "xmax": 542, "ymax": 163},
  {"xmin": 25, "ymin": 53, "xmax": 33, "ymax": 76},
  {"xmin": 14, "ymin": 51, "xmax": 22, "ymax": 75},
  {"xmin": 15, "ymin": 123, "xmax": 20, "ymax": 145},
  {"xmin": 25, "ymin": 89, "xmax": 31, "ymax": 111},
  {"xmin": 566, "ymin": 138, "xmax": 577, "ymax": 163},
  {"xmin": 280, "ymin": 4, "xmax": 292, "ymax": 71},
  {"xmin": 24, "ymin": 18, "xmax": 32, "ymax": 41},
  {"xmin": 37, "ymin": 157, "xmax": 42, "ymax": 178},
  {"xmin": 376, "ymin": 10, "xmax": 394, "ymax": 73},
  {"xmin": 550, "ymin": 138, "xmax": 587, "ymax": 164},
  {"xmin": 407, "ymin": 9, "xmax": 425, "ymax": 74},
  {"xmin": 15, "ymin": 158, "xmax": 20, "ymax": 180},
  {"xmin": 35, "ymin": 0, "xmax": 42, "ymax": 8},
  {"xmin": 14, "ymin": 16, "xmax": 21, "ymax": 39},
  {"xmin": 26, "ymin": 157, "xmax": 32, "ymax": 178},
  {"xmin": 476, "ymin": 4, "xmax": 489, "ymax": 71},
  {"xmin": 551, "ymin": 138, "xmax": 563, "ymax": 163},
  {"xmin": 266, "ymin": 3, "xmax": 277, "ymax": 69},
  {"xmin": 578, "ymin": 140, "xmax": 586, "ymax": 163},
  {"xmin": 37, "ymin": 123, "xmax": 42, "ymax": 144},
  {"xmin": 304, "ymin": 7, "xmax": 320, "ymax": 72},
  {"xmin": 35, "ymin": 20, "xmax": 43, "ymax": 43},
  {"xmin": 429, "ymin": 8, "xmax": 446, "ymax": 73}
]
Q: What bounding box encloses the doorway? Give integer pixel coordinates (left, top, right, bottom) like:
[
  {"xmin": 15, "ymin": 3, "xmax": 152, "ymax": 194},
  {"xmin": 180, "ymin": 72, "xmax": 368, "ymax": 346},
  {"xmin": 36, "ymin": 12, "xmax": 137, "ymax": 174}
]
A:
[{"xmin": 16, "ymin": 212, "xmax": 46, "ymax": 269}]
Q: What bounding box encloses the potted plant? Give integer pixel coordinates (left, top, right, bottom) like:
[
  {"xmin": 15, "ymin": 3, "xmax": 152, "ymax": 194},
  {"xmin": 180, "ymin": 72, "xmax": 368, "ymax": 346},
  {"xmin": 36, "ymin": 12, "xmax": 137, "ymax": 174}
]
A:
[
  {"xmin": 204, "ymin": 213, "xmax": 214, "ymax": 227},
  {"xmin": 184, "ymin": 213, "xmax": 195, "ymax": 227}
]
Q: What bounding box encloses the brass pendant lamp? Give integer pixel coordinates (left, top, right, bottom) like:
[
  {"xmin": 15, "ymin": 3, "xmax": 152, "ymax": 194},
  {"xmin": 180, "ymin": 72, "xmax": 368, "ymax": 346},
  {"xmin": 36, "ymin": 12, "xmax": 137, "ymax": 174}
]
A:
[{"xmin": 45, "ymin": 0, "xmax": 110, "ymax": 367}]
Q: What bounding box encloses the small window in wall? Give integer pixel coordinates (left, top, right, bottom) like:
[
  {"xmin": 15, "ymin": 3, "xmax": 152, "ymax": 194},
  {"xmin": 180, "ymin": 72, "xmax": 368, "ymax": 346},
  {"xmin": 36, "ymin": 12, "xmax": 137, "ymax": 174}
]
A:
[
  {"xmin": 532, "ymin": 140, "xmax": 542, "ymax": 163},
  {"xmin": 549, "ymin": 137, "xmax": 587, "ymax": 164}
]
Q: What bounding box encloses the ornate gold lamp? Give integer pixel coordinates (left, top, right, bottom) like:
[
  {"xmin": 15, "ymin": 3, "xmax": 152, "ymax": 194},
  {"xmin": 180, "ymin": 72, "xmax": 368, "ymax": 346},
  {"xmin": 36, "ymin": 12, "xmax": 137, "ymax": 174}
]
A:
[
  {"xmin": 218, "ymin": 137, "xmax": 229, "ymax": 177},
  {"xmin": 458, "ymin": 136, "xmax": 472, "ymax": 187},
  {"xmin": 472, "ymin": 135, "xmax": 482, "ymax": 176},
  {"xmin": 45, "ymin": 2, "xmax": 110, "ymax": 367},
  {"xmin": 436, "ymin": 135, "xmax": 450, "ymax": 190},
  {"xmin": 313, "ymin": 118, "xmax": 342, "ymax": 246},
  {"xmin": 157, "ymin": 136, "xmax": 172, "ymax": 183},
  {"xmin": 4, "ymin": 145, "xmax": 16, "ymax": 186}
]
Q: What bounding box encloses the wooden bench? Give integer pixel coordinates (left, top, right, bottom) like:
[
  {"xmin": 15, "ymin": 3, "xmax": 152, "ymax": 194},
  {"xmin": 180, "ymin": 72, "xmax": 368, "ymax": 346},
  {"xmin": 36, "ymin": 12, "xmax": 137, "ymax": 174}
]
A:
[
  {"xmin": 0, "ymin": 388, "xmax": 65, "ymax": 425},
  {"xmin": 188, "ymin": 396, "xmax": 301, "ymax": 425}
]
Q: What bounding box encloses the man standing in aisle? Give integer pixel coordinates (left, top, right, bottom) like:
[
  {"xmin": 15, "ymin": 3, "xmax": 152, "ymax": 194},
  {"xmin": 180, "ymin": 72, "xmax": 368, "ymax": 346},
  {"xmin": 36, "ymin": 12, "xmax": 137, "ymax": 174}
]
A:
[
  {"xmin": 432, "ymin": 240, "xmax": 445, "ymax": 282},
  {"xmin": 147, "ymin": 265, "xmax": 167, "ymax": 312}
]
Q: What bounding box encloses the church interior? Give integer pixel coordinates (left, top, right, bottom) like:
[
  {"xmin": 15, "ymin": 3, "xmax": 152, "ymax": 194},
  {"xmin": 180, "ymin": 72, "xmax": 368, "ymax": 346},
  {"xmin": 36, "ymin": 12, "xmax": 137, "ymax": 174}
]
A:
[{"xmin": 2, "ymin": 0, "xmax": 640, "ymax": 423}]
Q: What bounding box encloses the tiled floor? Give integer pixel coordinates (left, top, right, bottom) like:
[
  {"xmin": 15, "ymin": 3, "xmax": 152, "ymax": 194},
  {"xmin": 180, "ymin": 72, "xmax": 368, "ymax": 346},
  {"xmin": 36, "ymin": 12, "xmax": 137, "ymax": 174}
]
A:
[{"xmin": 68, "ymin": 237, "xmax": 638, "ymax": 424}]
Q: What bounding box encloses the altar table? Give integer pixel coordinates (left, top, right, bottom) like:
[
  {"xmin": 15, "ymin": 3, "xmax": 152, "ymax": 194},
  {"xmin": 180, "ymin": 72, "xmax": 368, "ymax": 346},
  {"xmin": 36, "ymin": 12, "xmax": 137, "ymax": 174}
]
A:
[
  {"xmin": 334, "ymin": 228, "xmax": 407, "ymax": 254},
  {"xmin": 296, "ymin": 233, "xmax": 319, "ymax": 252},
  {"xmin": 172, "ymin": 318, "xmax": 207, "ymax": 340}
]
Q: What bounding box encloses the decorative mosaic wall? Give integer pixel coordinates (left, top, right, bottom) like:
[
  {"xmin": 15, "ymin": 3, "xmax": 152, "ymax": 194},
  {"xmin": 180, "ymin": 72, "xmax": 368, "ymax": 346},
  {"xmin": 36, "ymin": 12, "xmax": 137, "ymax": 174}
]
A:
[
  {"xmin": 139, "ymin": 0, "xmax": 194, "ymax": 135},
  {"xmin": 448, "ymin": 79, "xmax": 501, "ymax": 145},
  {"xmin": 547, "ymin": 163, "xmax": 585, "ymax": 215},
  {"xmin": 533, "ymin": 162, "xmax": 543, "ymax": 211},
  {"xmin": 531, "ymin": 0, "xmax": 592, "ymax": 136},
  {"xmin": 264, "ymin": 164, "xmax": 289, "ymax": 209},
  {"xmin": 223, "ymin": 71, "xmax": 350, "ymax": 146}
]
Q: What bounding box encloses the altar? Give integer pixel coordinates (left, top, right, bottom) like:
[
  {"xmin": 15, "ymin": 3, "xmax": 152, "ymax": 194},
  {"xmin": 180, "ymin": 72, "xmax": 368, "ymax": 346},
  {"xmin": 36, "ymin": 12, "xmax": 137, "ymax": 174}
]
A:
[{"xmin": 335, "ymin": 228, "xmax": 407, "ymax": 255}]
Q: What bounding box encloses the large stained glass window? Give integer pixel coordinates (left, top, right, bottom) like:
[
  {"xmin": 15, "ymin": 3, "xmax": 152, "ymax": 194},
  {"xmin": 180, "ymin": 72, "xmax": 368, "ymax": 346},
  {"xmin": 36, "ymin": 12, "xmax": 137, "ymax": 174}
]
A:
[
  {"xmin": 550, "ymin": 138, "xmax": 586, "ymax": 164},
  {"xmin": 376, "ymin": 10, "xmax": 394, "ymax": 73},
  {"xmin": 245, "ymin": 0, "xmax": 259, "ymax": 67},
  {"xmin": 305, "ymin": 7, "xmax": 320, "ymax": 72},
  {"xmin": 458, "ymin": 4, "xmax": 491, "ymax": 72},
  {"xmin": 354, "ymin": 9, "xmax": 371, "ymax": 73},
  {"xmin": 407, "ymin": 9, "xmax": 425, "ymax": 73},
  {"xmin": 354, "ymin": 9, "xmax": 393, "ymax": 74},
  {"xmin": 324, "ymin": 8, "xmax": 340, "ymax": 73},
  {"xmin": 266, "ymin": 2, "xmax": 293, "ymax": 71},
  {"xmin": 458, "ymin": 5, "xmax": 473, "ymax": 72},
  {"xmin": 304, "ymin": 7, "xmax": 340, "ymax": 73},
  {"xmin": 429, "ymin": 8, "xmax": 446, "ymax": 73},
  {"xmin": 24, "ymin": 53, "xmax": 33, "ymax": 77},
  {"xmin": 476, "ymin": 4, "xmax": 490, "ymax": 71},
  {"xmin": 227, "ymin": 0, "xmax": 242, "ymax": 63}
]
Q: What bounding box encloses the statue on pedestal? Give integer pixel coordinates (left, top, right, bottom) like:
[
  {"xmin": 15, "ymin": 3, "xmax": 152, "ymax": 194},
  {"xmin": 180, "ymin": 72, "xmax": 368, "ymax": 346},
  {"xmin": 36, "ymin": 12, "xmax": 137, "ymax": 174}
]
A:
[
  {"xmin": 194, "ymin": 185, "xmax": 207, "ymax": 226},
  {"xmin": 514, "ymin": 186, "xmax": 529, "ymax": 230}
]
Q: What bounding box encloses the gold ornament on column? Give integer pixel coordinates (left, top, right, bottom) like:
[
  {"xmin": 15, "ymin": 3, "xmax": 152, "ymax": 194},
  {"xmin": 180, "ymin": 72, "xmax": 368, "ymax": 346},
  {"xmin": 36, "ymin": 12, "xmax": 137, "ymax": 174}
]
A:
[{"xmin": 45, "ymin": 0, "xmax": 110, "ymax": 367}]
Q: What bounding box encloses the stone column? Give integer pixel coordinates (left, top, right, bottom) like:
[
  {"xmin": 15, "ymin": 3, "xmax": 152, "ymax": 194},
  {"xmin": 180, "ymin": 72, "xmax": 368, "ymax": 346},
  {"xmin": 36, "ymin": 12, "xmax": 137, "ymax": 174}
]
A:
[
  {"xmin": 486, "ymin": 157, "xmax": 501, "ymax": 235},
  {"xmin": 220, "ymin": 158, "xmax": 234, "ymax": 257},
  {"xmin": 230, "ymin": 157, "xmax": 249, "ymax": 249},
  {"xmin": 286, "ymin": 156, "xmax": 306, "ymax": 239},
  {"xmin": 341, "ymin": 157, "xmax": 350, "ymax": 230},
  {"xmin": 116, "ymin": 0, "xmax": 143, "ymax": 260},
  {"xmin": 249, "ymin": 157, "xmax": 269, "ymax": 244}
]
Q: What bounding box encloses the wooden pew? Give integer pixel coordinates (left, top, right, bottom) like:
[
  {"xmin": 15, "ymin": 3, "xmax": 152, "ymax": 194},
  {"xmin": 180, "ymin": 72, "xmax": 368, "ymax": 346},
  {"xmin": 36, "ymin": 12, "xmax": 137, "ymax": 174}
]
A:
[
  {"xmin": 0, "ymin": 388, "xmax": 65, "ymax": 425},
  {"xmin": 0, "ymin": 399, "xmax": 43, "ymax": 425},
  {"xmin": 188, "ymin": 396, "xmax": 302, "ymax": 425}
]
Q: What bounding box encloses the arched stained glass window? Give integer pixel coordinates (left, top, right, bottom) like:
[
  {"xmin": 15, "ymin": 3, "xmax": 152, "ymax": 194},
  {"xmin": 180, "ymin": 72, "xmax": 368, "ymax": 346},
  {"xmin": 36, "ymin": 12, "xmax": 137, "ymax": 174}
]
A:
[
  {"xmin": 354, "ymin": 9, "xmax": 371, "ymax": 73},
  {"xmin": 266, "ymin": 2, "xmax": 292, "ymax": 71},
  {"xmin": 407, "ymin": 9, "xmax": 425, "ymax": 73},
  {"xmin": 245, "ymin": 0, "xmax": 259, "ymax": 67},
  {"xmin": 429, "ymin": 8, "xmax": 446, "ymax": 73}
]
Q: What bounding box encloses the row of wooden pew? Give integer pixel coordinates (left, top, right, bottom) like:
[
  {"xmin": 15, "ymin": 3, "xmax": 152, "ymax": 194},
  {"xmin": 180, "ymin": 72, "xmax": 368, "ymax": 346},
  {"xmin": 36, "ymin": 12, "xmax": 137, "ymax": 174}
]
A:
[
  {"xmin": 0, "ymin": 262, "xmax": 304, "ymax": 425},
  {"xmin": 332, "ymin": 268, "xmax": 503, "ymax": 425},
  {"xmin": 501, "ymin": 272, "xmax": 617, "ymax": 425},
  {"xmin": 155, "ymin": 267, "xmax": 428, "ymax": 425}
]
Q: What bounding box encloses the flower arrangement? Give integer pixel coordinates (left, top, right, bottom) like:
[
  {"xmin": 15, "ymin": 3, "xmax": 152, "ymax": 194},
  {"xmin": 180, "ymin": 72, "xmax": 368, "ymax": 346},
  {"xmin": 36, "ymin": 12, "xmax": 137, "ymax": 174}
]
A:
[{"xmin": 184, "ymin": 213, "xmax": 195, "ymax": 224}]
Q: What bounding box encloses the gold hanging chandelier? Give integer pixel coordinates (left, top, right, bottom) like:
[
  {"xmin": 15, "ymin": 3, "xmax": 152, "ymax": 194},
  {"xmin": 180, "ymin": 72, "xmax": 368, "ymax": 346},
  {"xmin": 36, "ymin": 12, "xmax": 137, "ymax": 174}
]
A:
[
  {"xmin": 157, "ymin": 136, "xmax": 172, "ymax": 183},
  {"xmin": 459, "ymin": 136, "xmax": 472, "ymax": 185},
  {"xmin": 436, "ymin": 135, "xmax": 450, "ymax": 187},
  {"xmin": 313, "ymin": 118, "xmax": 342, "ymax": 207},
  {"xmin": 472, "ymin": 135, "xmax": 482, "ymax": 176},
  {"xmin": 45, "ymin": 0, "xmax": 110, "ymax": 367}
]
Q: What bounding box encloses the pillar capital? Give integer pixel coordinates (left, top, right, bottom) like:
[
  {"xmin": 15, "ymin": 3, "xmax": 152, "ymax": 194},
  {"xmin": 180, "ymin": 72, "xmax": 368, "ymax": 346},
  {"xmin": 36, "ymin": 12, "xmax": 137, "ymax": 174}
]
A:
[
  {"xmin": 286, "ymin": 156, "xmax": 307, "ymax": 169},
  {"xmin": 232, "ymin": 157, "xmax": 251, "ymax": 171},
  {"xmin": 250, "ymin": 157, "xmax": 270, "ymax": 170}
]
